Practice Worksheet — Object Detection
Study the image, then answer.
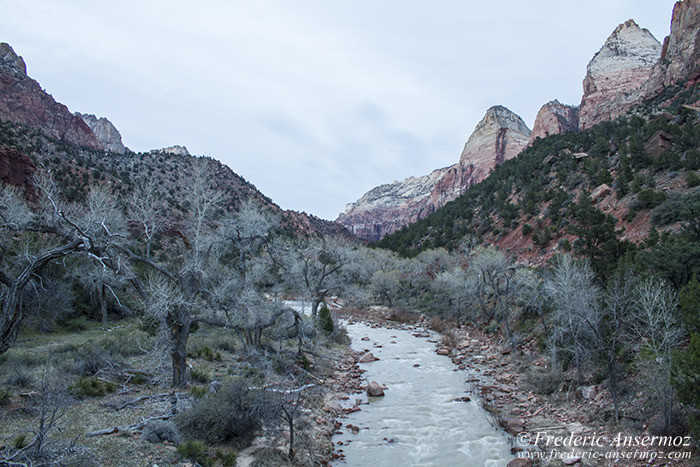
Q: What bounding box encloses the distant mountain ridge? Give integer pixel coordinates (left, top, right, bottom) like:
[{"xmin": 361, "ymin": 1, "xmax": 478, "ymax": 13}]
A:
[
  {"xmin": 337, "ymin": 106, "xmax": 531, "ymax": 241},
  {"xmin": 340, "ymin": 0, "xmax": 700, "ymax": 242}
]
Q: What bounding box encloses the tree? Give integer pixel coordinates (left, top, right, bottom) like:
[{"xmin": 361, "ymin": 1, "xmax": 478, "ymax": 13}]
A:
[
  {"xmin": 285, "ymin": 237, "xmax": 349, "ymax": 317},
  {"xmin": 126, "ymin": 160, "xmax": 223, "ymax": 387},
  {"xmin": 633, "ymin": 279, "xmax": 684, "ymax": 434},
  {"xmin": 545, "ymin": 254, "xmax": 600, "ymax": 382},
  {"xmin": 0, "ymin": 178, "xmax": 124, "ymax": 355}
]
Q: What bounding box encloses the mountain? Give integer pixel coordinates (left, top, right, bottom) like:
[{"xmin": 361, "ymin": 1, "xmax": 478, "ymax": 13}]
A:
[
  {"xmin": 0, "ymin": 43, "xmax": 350, "ymax": 240},
  {"xmin": 578, "ymin": 20, "xmax": 662, "ymax": 129},
  {"xmin": 645, "ymin": 0, "xmax": 700, "ymax": 96},
  {"xmin": 0, "ymin": 43, "xmax": 103, "ymax": 150},
  {"xmin": 76, "ymin": 112, "xmax": 127, "ymax": 154},
  {"xmin": 528, "ymin": 100, "xmax": 579, "ymax": 145},
  {"xmin": 337, "ymin": 106, "xmax": 531, "ymax": 241},
  {"xmin": 375, "ymin": 2, "xmax": 700, "ymax": 274}
]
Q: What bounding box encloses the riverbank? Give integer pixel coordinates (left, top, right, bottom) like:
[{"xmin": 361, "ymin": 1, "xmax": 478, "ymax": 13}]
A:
[{"xmin": 327, "ymin": 306, "xmax": 696, "ymax": 467}]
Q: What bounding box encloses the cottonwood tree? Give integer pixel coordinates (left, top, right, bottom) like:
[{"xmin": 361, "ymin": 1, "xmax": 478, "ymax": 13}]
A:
[
  {"xmin": 284, "ymin": 236, "xmax": 350, "ymax": 317},
  {"xmin": 545, "ymin": 254, "xmax": 600, "ymax": 382},
  {"xmin": 632, "ymin": 279, "xmax": 684, "ymax": 434},
  {"xmin": 0, "ymin": 178, "xmax": 125, "ymax": 354},
  {"xmin": 598, "ymin": 270, "xmax": 639, "ymax": 422},
  {"xmin": 126, "ymin": 160, "xmax": 224, "ymax": 387},
  {"xmin": 468, "ymin": 246, "xmax": 518, "ymax": 334}
]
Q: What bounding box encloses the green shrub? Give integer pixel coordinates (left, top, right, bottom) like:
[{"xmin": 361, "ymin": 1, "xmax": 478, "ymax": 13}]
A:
[
  {"xmin": 176, "ymin": 378, "xmax": 273, "ymax": 445},
  {"xmin": 635, "ymin": 188, "xmax": 667, "ymax": 210},
  {"xmin": 69, "ymin": 376, "xmax": 117, "ymax": 397},
  {"xmin": 521, "ymin": 223, "xmax": 533, "ymax": 236},
  {"xmin": 177, "ymin": 440, "xmax": 213, "ymax": 466},
  {"xmin": 190, "ymin": 367, "xmax": 211, "ymax": 384},
  {"xmin": 12, "ymin": 434, "xmax": 28, "ymax": 449},
  {"xmin": 0, "ymin": 388, "xmax": 10, "ymax": 406},
  {"xmin": 317, "ymin": 303, "xmax": 334, "ymax": 334},
  {"xmin": 190, "ymin": 386, "xmax": 207, "ymax": 398},
  {"xmin": 686, "ymin": 171, "xmax": 700, "ymax": 188},
  {"xmin": 65, "ymin": 316, "xmax": 89, "ymax": 332},
  {"xmin": 216, "ymin": 450, "xmax": 237, "ymax": 466}
]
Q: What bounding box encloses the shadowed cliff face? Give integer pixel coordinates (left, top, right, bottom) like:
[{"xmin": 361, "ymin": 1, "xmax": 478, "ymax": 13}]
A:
[
  {"xmin": 337, "ymin": 106, "xmax": 531, "ymax": 242},
  {"xmin": 0, "ymin": 43, "xmax": 103, "ymax": 150},
  {"xmin": 579, "ymin": 20, "xmax": 662, "ymax": 129},
  {"xmin": 0, "ymin": 146, "xmax": 35, "ymax": 197},
  {"xmin": 645, "ymin": 0, "xmax": 700, "ymax": 96}
]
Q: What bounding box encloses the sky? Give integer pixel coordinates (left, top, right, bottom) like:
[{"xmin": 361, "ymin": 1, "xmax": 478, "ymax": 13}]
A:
[{"xmin": 0, "ymin": 0, "xmax": 679, "ymax": 220}]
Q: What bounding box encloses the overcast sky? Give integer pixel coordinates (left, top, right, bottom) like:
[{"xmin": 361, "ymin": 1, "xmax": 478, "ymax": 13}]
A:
[{"xmin": 0, "ymin": 0, "xmax": 678, "ymax": 220}]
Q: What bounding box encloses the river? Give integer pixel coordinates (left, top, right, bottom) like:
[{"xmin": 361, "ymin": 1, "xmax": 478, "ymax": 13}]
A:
[{"xmin": 332, "ymin": 321, "xmax": 514, "ymax": 466}]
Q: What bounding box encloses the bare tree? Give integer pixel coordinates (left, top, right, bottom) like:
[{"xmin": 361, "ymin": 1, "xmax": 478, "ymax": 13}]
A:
[
  {"xmin": 0, "ymin": 178, "xmax": 125, "ymax": 355},
  {"xmin": 632, "ymin": 279, "xmax": 685, "ymax": 434},
  {"xmin": 545, "ymin": 254, "xmax": 600, "ymax": 382},
  {"xmin": 126, "ymin": 160, "xmax": 223, "ymax": 387}
]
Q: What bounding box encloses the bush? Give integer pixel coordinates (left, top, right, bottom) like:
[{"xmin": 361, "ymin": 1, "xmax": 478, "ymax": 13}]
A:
[
  {"xmin": 317, "ymin": 303, "xmax": 334, "ymax": 334},
  {"xmin": 65, "ymin": 316, "xmax": 89, "ymax": 332},
  {"xmin": 142, "ymin": 419, "xmax": 182, "ymax": 445},
  {"xmin": 69, "ymin": 376, "xmax": 117, "ymax": 397},
  {"xmin": 216, "ymin": 450, "xmax": 237, "ymax": 466},
  {"xmin": 63, "ymin": 345, "xmax": 123, "ymax": 376},
  {"xmin": 686, "ymin": 171, "xmax": 700, "ymax": 188},
  {"xmin": 176, "ymin": 378, "xmax": 274, "ymax": 445},
  {"xmin": 190, "ymin": 386, "xmax": 207, "ymax": 398},
  {"xmin": 635, "ymin": 189, "xmax": 667, "ymax": 210},
  {"xmin": 190, "ymin": 367, "xmax": 211, "ymax": 384},
  {"xmin": 526, "ymin": 368, "xmax": 563, "ymax": 395},
  {"xmin": 0, "ymin": 388, "xmax": 10, "ymax": 406},
  {"xmin": 521, "ymin": 223, "xmax": 533, "ymax": 236},
  {"xmin": 177, "ymin": 440, "xmax": 213, "ymax": 466}
]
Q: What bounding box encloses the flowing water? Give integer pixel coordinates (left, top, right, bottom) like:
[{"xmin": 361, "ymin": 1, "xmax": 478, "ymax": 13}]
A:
[{"xmin": 332, "ymin": 322, "xmax": 514, "ymax": 466}]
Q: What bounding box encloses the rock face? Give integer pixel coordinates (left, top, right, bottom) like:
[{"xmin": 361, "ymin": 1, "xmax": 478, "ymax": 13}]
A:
[
  {"xmin": 528, "ymin": 100, "xmax": 579, "ymax": 145},
  {"xmin": 75, "ymin": 112, "xmax": 126, "ymax": 154},
  {"xmin": 0, "ymin": 43, "xmax": 103, "ymax": 150},
  {"xmin": 0, "ymin": 146, "xmax": 35, "ymax": 194},
  {"xmin": 336, "ymin": 167, "xmax": 450, "ymax": 241},
  {"xmin": 645, "ymin": 0, "xmax": 700, "ymax": 96},
  {"xmin": 150, "ymin": 145, "xmax": 190, "ymax": 156},
  {"xmin": 337, "ymin": 106, "xmax": 530, "ymax": 241},
  {"xmin": 579, "ymin": 20, "xmax": 662, "ymax": 129}
]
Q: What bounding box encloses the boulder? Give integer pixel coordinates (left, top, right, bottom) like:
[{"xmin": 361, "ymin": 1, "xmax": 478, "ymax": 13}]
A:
[
  {"xmin": 507, "ymin": 459, "xmax": 533, "ymax": 467},
  {"xmin": 366, "ymin": 381, "xmax": 385, "ymax": 397},
  {"xmin": 358, "ymin": 352, "xmax": 379, "ymax": 363}
]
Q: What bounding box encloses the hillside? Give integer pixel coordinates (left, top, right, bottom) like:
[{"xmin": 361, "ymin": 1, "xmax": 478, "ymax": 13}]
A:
[
  {"xmin": 0, "ymin": 42, "xmax": 350, "ymax": 240},
  {"xmin": 375, "ymin": 83, "xmax": 700, "ymax": 280}
]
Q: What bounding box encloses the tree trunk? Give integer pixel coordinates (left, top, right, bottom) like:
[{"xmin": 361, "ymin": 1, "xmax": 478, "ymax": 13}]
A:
[
  {"xmin": 289, "ymin": 416, "xmax": 294, "ymax": 459},
  {"xmin": 0, "ymin": 283, "xmax": 22, "ymax": 355},
  {"xmin": 98, "ymin": 283, "xmax": 108, "ymax": 327},
  {"xmin": 169, "ymin": 317, "xmax": 190, "ymax": 388}
]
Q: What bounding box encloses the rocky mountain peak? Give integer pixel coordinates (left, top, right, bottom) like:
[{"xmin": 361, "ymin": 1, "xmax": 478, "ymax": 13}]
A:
[
  {"xmin": 0, "ymin": 43, "xmax": 27, "ymax": 76},
  {"xmin": 75, "ymin": 112, "xmax": 126, "ymax": 154},
  {"xmin": 528, "ymin": 100, "xmax": 579, "ymax": 145},
  {"xmin": 579, "ymin": 20, "xmax": 662, "ymax": 129},
  {"xmin": 459, "ymin": 105, "xmax": 531, "ymax": 167},
  {"xmin": 586, "ymin": 20, "xmax": 661, "ymax": 78},
  {"xmin": 338, "ymin": 106, "xmax": 531, "ymax": 241},
  {"xmin": 0, "ymin": 43, "xmax": 103, "ymax": 150}
]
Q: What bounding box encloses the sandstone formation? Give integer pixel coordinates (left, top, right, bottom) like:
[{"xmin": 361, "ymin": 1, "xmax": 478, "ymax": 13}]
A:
[
  {"xmin": 337, "ymin": 106, "xmax": 531, "ymax": 241},
  {"xmin": 528, "ymin": 100, "xmax": 579, "ymax": 145},
  {"xmin": 578, "ymin": 20, "xmax": 662, "ymax": 129},
  {"xmin": 150, "ymin": 145, "xmax": 190, "ymax": 156},
  {"xmin": 75, "ymin": 112, "xmax": 126, "ymax": 154},
  {"xmin": 0, "ymin": 146, "xmax": 35, "ymax": 194},
  {"xmin": 645, "ymin": 0, "xmax": 700, "ymax": 96},
  {"xmin": 0, "ymin": 43, "xmax": 103, "ymax": 150}
]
